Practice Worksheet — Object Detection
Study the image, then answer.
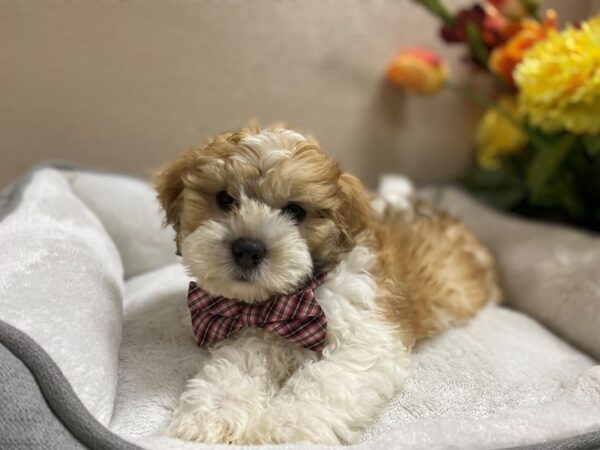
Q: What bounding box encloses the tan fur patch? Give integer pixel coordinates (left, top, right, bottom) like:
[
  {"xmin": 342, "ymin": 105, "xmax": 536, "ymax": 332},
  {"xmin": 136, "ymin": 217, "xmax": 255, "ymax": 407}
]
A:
[{"xmin": 366, "ymin": 200, "xmax": 501, "ymax": 349}]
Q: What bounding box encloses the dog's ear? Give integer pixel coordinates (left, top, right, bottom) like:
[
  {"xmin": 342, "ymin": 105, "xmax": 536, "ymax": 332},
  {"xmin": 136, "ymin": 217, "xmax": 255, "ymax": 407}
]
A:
[
  {"xmin": 337, "ymin": 173, "xmax": 373, "ymax": 246},
  {"xmin": 154, "ymin": 152, "xmax": 193, "ymax": 255}
]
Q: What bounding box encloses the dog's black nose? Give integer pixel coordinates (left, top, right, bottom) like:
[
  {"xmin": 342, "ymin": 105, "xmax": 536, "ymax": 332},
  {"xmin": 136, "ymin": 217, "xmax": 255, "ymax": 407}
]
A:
[{"xmin": 231, "ymin": 237, "xmax": 266, "ymax": 269}]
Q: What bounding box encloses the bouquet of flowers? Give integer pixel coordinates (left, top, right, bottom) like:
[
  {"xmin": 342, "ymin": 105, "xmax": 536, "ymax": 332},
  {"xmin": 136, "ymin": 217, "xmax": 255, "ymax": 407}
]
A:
[{"xmin": 388, "ymin": 0, "xmax": 600, "ymax": 232}]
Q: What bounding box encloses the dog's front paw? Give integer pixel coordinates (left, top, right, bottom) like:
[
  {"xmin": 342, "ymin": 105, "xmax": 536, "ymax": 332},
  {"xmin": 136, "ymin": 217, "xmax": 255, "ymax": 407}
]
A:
[
  {"xmin": 166, "ymin": 403, "xmax": 234, "ymax": 444},
  {"xmin": 243, "ymin": 406, "xmax": 341, "ymax": 445},
  {"xmin": 166, "ymin": 377, "xmax": 266, "ymax": 444}
]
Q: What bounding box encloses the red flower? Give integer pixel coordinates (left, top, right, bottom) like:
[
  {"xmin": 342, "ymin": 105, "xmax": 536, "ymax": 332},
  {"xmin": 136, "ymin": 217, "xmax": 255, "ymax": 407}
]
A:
[
  {"xmin": 441, "ymin": 5, "xmax": 511, "ymax": 52},
  {"xmin": 441, "ymin": 5, "xmax": 487, "ymax": 44}
]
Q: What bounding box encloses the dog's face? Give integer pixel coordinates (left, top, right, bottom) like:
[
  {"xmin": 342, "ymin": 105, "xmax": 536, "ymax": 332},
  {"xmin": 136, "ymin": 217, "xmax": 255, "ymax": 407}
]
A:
[{"xmin": 155, "ymin": 127, "xmax": 371, "ymax": 302}]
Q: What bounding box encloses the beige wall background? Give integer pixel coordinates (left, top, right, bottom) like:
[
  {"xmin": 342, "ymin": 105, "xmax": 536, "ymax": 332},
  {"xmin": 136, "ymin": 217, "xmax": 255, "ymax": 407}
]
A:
[{"xmin": 0, "ymin": 0, "xmax": 595, "ymax": 189}]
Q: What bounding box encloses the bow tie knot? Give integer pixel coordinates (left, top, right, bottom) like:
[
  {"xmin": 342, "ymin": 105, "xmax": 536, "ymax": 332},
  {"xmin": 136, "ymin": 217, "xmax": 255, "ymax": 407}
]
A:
[{"xmin": 187, "ymin": 274, "xmax": 329, "ymax": 353}]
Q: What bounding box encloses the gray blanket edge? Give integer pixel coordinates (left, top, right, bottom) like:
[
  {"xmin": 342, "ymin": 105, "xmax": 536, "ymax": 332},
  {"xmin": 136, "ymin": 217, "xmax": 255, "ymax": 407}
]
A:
[
  {"xmin": 0, "ymin": 162, "xmax": 598, "ymax": 450},
  {"xmin": 0, "ymin": 319, "xmax": 141, "ymax": 450}
]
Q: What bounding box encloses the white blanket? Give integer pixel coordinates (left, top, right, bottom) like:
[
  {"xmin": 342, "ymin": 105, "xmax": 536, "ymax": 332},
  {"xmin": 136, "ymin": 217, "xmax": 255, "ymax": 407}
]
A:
[{"xmin": 1, "ymin": 167, "xmax": 599, "ymax": 449}]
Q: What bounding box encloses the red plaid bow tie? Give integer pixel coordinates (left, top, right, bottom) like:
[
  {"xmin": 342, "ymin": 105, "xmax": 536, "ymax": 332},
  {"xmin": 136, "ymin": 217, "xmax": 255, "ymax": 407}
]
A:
[{"xmin": 187, "ymin": 274, "xmax": 329, "ymax": 353}]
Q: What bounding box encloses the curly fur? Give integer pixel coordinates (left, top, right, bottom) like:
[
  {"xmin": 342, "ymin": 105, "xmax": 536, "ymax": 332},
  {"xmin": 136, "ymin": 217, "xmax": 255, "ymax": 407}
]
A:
[{"xmin": 154, "ymin": 126, "xmax": 500, "ymax": 444}]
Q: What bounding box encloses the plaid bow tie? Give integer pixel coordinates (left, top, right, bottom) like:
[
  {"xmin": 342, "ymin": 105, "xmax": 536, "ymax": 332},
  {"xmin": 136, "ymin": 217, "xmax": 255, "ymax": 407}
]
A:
[{"xmin": 187, "ymin": 274, "xmax": 329, "ymax": 353}]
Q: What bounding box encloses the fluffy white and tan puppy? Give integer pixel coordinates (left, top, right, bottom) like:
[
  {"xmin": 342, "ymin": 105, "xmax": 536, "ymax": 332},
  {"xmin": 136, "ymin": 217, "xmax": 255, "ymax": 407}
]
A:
[{"xmin": 155, "ymin": 126, "xmax": 501, "ymax": 445}]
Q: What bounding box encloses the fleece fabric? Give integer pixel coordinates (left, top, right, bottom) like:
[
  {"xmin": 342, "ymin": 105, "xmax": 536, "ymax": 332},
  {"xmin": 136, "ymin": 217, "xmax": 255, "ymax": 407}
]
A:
[{"xmin": 0, "ymin": 167, "xmax": 599, "ymax": 450}]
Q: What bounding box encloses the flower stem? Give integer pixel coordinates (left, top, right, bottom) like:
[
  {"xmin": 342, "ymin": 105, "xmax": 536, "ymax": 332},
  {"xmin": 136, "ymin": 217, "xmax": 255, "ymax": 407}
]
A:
[
  {"xmin": 526, "ymin": 133, "xmax": 577, "ymax": 198},
  {"xmin": 411, "ymin": 0, "xmax": 454, "ymax": 26},
  {"xmin": 446, "ymin": 82, "xmax": 514, "ymax": 122},
  {"xmin": 465, "ymin": 21, "xmax": 489, "ymax": 67}
]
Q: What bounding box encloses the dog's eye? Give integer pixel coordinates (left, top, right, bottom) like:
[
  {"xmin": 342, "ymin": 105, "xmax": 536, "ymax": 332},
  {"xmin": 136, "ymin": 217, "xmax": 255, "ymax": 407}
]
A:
[
  {"xmin": 282, "ymin": 203, "xmax": 306, "ymax": 223},
  {"xmin": 216, "ymin": 191, "xmax": 236, "ymax": 210}
]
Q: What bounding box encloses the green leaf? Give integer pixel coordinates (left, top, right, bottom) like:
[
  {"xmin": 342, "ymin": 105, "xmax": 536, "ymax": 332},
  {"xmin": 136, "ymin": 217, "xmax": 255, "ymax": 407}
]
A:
[
  {"xmin": 461, "ymin": 166, "xmax": 527, "ymax": 209},
  {"xmin": 521, "ymin": 0, "xmax": 540, "ymax": 17},
  {"xmin": 583, "ymin": 134, "xmax": 600, "ymax": 157},
  {"xmin": 528, "ymin": 169, "xmax": 585, "ymax": 218},
  {"xmin": 412, "ymin": 0, "xmax": 454, "ymax": 25},
  {"xmin": 465, "ymin": 21, "xmax": 489, "ymax": 66},
  {"xmin": 526, "ymin": 134, "xmax": 576, "ymax": 202}
]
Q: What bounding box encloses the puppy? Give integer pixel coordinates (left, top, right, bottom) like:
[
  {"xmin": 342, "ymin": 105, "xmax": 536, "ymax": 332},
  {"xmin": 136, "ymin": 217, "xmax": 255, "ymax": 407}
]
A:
[{"xmin": 155, "ymin": 126, "xmax": 500, "ymax": 445}]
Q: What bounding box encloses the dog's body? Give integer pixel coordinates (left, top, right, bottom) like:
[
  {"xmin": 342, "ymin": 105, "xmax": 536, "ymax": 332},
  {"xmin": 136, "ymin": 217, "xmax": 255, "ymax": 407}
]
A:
[{"xmin": 155, "ymin": 127, "xmax": 500, "ymax": 444}]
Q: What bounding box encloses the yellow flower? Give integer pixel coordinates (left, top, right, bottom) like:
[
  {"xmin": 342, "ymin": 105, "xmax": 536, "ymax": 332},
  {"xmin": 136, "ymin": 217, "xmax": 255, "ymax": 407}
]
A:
[
  {"xmin": 387, "ymin": 49, "xmax": 449, "ymax": 94},
  {"xmin": 515, "ymin": 16, "xmax": 600, "ymax": 135},
  {"xmin": 477, "ymin": 97, "xmax": 528, "ymax": 169}
]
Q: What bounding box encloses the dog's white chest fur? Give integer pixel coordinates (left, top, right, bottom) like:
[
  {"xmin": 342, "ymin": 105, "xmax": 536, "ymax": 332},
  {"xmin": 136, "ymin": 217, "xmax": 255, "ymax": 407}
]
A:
[{"xmin": 167, "ymin": 246, "xmax": 409, "ymax": 444}]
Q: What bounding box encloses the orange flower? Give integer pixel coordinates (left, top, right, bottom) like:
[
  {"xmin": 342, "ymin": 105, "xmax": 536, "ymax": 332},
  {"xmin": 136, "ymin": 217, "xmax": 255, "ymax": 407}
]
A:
[
  {"xmin": 489, "ymin": 9, "xmax": 558, "ymax": 85},
  {"xmin": 387, "ymin": 49, "xmax": 449, "ymax": 94}
]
